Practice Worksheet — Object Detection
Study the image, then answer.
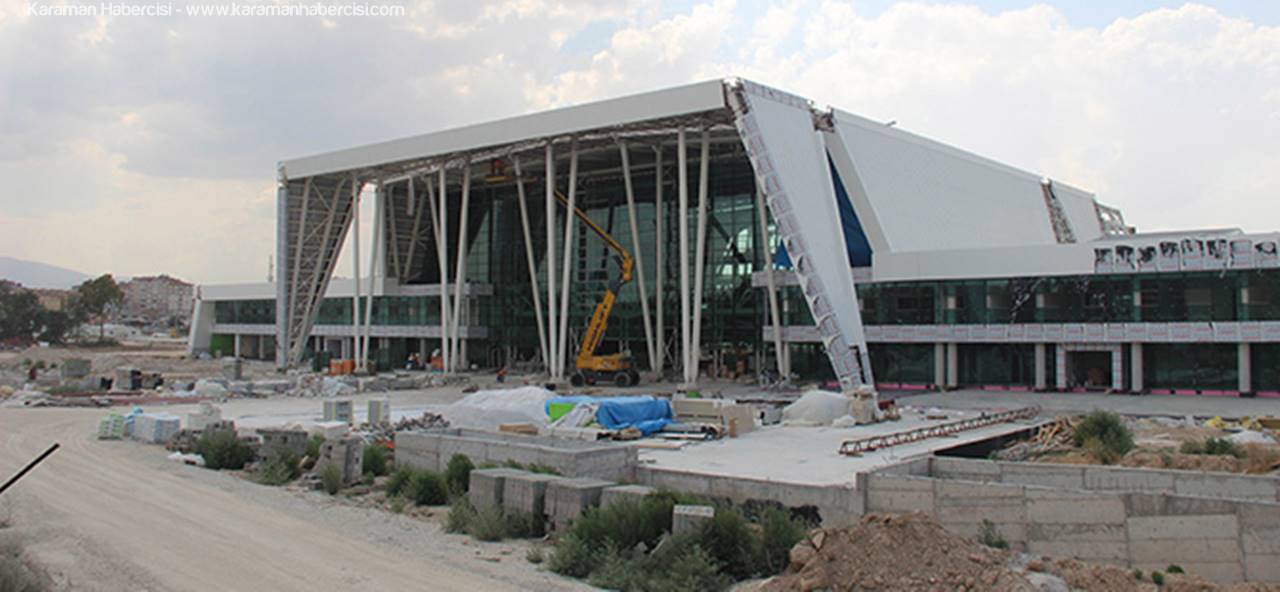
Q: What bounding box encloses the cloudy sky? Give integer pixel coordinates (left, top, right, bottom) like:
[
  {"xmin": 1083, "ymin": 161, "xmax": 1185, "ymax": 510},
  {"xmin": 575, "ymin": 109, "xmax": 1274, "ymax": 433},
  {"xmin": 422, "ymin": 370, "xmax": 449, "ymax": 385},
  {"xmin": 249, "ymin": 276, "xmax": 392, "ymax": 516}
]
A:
[{"xmin": 0, "ymin": 0, "xmax": 1277, "ymax": 284}]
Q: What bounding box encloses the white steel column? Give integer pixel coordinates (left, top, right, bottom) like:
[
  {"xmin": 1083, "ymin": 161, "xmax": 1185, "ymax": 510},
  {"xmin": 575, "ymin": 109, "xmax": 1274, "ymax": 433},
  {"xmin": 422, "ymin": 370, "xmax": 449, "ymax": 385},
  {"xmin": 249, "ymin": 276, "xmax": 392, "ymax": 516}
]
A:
[
  {"xmin": 933, "ymin": 343, "xmax": 945, "ymax": 388},
  {"xmin": 434, "ymin": 170, "xmax": 452, "ymax": 373},
  {"xmin": 1239, "ymin": 343, "xmax": 1252, "ymax": 394},
  {"xmin": 557, "ymin": 145, "xmax": 579, "ymax": 379},
  {"xmin": 350, "ymin": 180, "xmax": 363, "ymax": 367},
  {"xmin": 690, "ymin": 130, "xmax": 710, "ymax": 384},
  {"xmin": 403, "ymin": 179, "xmax": 425, "ymax": 283},
  {"xmin": 677, "ymin": 129, "xmax": 691, "ymax": 384},
  {"xmin": 946, "ymin": 343, "xmax": 959, "ymax": 388},
  {"xmin": 449, "ymin": 165, "xmax": 472, "ymax": 371},
  {"xmin": 1034, "ymin": 343, "xmax": 1047, "ymax": 391},
  {"xmin": 234, "ymin": 334, "xmax": 241, "ymax": 358},
  {"xmin": 654, "ymin": 147, "xmax": 665, "ymax": 374},
  {"xmin": 545, "ymin": 144, "xmax": 559, "ymax": 379},
  {"xmin": 362, "ymin": 183, "xmax": 383, "ymax": 371},
  {"xmin": 513, "ymin": 157, "xmax": 549, "ymax": 372},
  {"xmin": 1131, "ymin": 343, "xmax": 1144, "ymax": 392},
  {"xmin": 620, "ymin": 141, "xmax": 655, "ymax": 372},
  {"xmin": 756, "ymin": 188, "xmax": 784, "ymax": 377}
]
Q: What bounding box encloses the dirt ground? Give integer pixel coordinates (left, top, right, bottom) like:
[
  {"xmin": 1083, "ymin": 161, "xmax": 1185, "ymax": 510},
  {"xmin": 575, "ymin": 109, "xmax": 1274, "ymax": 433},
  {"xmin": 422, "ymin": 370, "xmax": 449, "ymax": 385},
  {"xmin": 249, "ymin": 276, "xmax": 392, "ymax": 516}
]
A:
[
  {"xmin": 1027, "ymin": 417, "xmax": 1280, "ymax": 475},
  {"xmin": 0, "ymin": 405, "xmax": 590, "ymax": 592},
  {"xmin": 0, "ymin": 342, "xmax": 280, "ymax": 384}
]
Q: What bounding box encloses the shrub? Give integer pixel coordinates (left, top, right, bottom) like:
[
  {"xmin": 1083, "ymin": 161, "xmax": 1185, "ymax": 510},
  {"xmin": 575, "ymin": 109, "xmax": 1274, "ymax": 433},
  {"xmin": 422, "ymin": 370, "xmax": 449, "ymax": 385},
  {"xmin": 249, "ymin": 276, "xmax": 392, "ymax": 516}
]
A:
[
  {"xmin": 586, "ymin": 550, "xmax": 647, "ymax": 592},
  {"xmin": 654, "ymin": 544, "xmax": 731, "ymax": 592},
  {"xmin": 1181, "ymin": 438, "xmax": 1241, "ymax": 458},
  {"xmin": 1151, "ymin": 571, "xmax": 1165, "ymax": 586},
  {"xmin": 572, "ymin": 496, "xmax": 675, "ymax": 554},
  {"xmin": 320, "ymin": 463, "xmax": 343, "ymax": 495},
  {"xmin": 526, "ymin": 546, "xmax": 545, "ymax": 564},
  {"xmin": 445, "ymin": 454, "xmax": 475, "ymax": 494},
  {"xmin": 504, "ymin": 510, "xmax": 544, "ymax": 539},
  {"xmin": 407, "ymin": 471, "xmax": 448, "ymax": 506},
  {"xmin": 468, "ymin": 503, "xmax": 508, "ymax": 542},
  {"xmin": 1133, "ymin": 568, "xmax": 1144, "ymax": 580},
  {"xmin": 255, "ymin": 449, "xmax": 301, "ymax": 486},
  {"xmin": 196, "ymin": 430, "xmax": 254, "ymax": 470},
  {"xmin": 1074, "ymin": 411, "xmax": 1134, "ymax": 461},
  {"xmin": 695, "ymin": 508, "xmax": 758, "ymax": 580},
  {"xmin": 548, "ymin": 533, "xmax": 597, "ymax": 578},
  {"xmin": 389, "ymin": 497, "xmax": 406, "ymax": 514},
  {"xmin": 446, "ymin": 496, "xmax": 476, "ymax": 533},
  {"xmin": 1166, "ymin": 564, "xmax": 1185, "ymax": 574},
  {"xmin": 305, "ymin": 434, "xmax": 325, "ymax": 459},
  {"xmin": 386, "ymin": 467, "xmax": 413, "ymax": 497},
  {"xmin": 362, "ymin": 444, "xmax": 388, "ymax": 477},
  {"xmin": 978, "ymin": 519, "xmax": 1009, "ymax": 550},
  {"xmin": 756, "ymin": 507, "xmax": 806, "ymax": 575}
]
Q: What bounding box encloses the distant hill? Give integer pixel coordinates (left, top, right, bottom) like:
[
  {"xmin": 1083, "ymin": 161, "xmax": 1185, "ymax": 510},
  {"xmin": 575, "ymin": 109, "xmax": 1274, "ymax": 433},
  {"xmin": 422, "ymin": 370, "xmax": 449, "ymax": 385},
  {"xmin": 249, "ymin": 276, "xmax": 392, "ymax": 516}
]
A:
[{"xmin": 0, "ymin": 256, "xmax": 91, "ymax": 289}]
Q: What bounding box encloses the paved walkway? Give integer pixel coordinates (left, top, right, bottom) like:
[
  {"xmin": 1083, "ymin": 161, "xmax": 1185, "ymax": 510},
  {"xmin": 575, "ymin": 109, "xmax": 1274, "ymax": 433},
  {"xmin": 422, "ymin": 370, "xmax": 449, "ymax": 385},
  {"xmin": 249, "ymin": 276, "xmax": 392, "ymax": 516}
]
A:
[{"xmin": 891, "ymin": 389, "xmax": 1280, "ymax": 418}]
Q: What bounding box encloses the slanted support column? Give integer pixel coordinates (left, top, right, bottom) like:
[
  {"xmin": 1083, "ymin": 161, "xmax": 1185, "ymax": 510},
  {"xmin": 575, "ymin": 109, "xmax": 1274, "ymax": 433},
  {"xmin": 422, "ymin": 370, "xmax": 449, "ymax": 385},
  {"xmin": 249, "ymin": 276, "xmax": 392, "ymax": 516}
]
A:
[
  {"xmin": 945, "ymin": 343, "xmax": 959, "ymax": 389},
  {"xmin": 934, "ymin": 343, "xmax": 945, "ymax": 389},
  {"xmin": 1034, "ymin": 343, "xmax": 1048, "ymax": 391},
  {"xmin": 450, "ymin": 166, "xmax": 472, "ymax": 371},
  {"xmin": 350, "ymin": 180, "xmax": 363, "ymax": 368},
  {"xmin": 362, "ymin": 183, "xmax": 383, "ymax": 371},
  {"xmin": 690, "ymin": 130, "xmax": 710, "ymax": 385},
  {"xmin": 756, "ymin": 188, "xmax": 784, "ymax": 378},
  {"xmin": 557, "ymin": 144, "xmax": 579, "ymax": 379},
  {"xmin": 433, "ymin": 169, "xmax": 452, "ymax": 373},
  {"xmin": 677, "ymin": 129, "xmax": 691, "ymax": 384},
  {"xmin": 654, "ymin": 147, "xmax": 665, "ymax": 374},
  {"xmin": 274, "ymin": 181, "xmax": 289, "ymax": 369},
  {"xmin": 620, "ymin": 142, "xmax": 655, "ymax": 373},
  {"xmin": 545, "ymin": 144, "xmax": 559, "ymax": 380},
  {"xmin": 513, "ymin": 157, "xmax": 549, "ymax": 373},
  {"xmin": 1131, "ymin": 343, "xmax": 1144, "ymax": 393},
  {"xmin": 1239, "ymin": 342, "xmax": 1252, "ymax": 395}
]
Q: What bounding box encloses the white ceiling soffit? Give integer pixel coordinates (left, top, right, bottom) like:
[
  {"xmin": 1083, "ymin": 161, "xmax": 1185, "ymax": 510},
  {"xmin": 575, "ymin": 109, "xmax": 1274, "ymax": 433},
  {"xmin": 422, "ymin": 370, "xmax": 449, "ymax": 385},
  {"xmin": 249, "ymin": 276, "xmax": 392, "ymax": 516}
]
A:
[
  {"xmin": 281, "ymin": 79, "xmax": 730, "ymax": 179},
  {"xmin": 829, "ymin": 109, "xmax": 1101, "ymax": 253},
  {"xmin": 730, "ymin": 81, "xmax": 873, "ymax": 391}
]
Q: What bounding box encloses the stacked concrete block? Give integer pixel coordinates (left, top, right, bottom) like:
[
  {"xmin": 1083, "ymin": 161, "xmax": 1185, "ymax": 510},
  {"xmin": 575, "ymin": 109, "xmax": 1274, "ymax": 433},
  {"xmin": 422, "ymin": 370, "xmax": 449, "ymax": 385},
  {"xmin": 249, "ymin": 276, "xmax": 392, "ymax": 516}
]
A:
[
  {"xmin": 1127, "ymin": 513, "xmax": 1244, "ymax": 582},
  {"xmin": 672, "ymin": 505, "xmax": 715, "ymax": 535},
  {"xmin": 131, "ymin": 413, "xmax": 182, "ymax": 444},
  {"xmin": 317, "ymin": 436, "xmax": 363, "ymax": 485},
  {"xmin": 468, "ymin": 468, "xmax": 524, "ymax": 510},
  {"xmin": 547, "ymin": 478, "xmax": 613, "ymax": 532},
  {"xmin": 1024, "ymin": 488, "xmax": 1128, "ymax": 564},
  {"xmin": 221, "ymin": 357, "xmax": 243, "ymax": 380},
  {"xmin": 502, "ymin": 472, "xmax": 562, "ymax": 520},
  {"xmin": 601, "ymin": 484, "xmax": 656, "ymax": 509},
  {"xmin": 187, "ymin": 401, "xmax": 223, "ymax": 431},
  {"xmin": 367, "ymin": 398, "xmax": 391, "ymax": 425},
  {"xmin": 258, "ymin": 428, "xmax": 309, "ymax": 459},
  {"xmin": 864, "ymin": 474, "xmax": 935, "ymax": 514},
  {"xmin": 935, "ymin": 480, "xmax": 1028, "ymax": 549},
  {"xmin": 323, "ymin": 400, "xmax": 353, "ymax": 424},
  {"xmin": 61, "ymin": 358, "xmax": 91, "ymax": 380},
  {"xmin": 392, "ymin": 428, "xmax": 638, "ymax": 481}
]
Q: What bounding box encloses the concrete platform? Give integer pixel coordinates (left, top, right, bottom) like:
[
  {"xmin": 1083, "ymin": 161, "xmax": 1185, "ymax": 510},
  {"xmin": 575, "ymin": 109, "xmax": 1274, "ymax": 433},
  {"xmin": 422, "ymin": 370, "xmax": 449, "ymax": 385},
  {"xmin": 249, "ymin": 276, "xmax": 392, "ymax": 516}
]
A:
[{"xmin": 640, "ymin": 408, "xmax": 1042, "ymax": 487}]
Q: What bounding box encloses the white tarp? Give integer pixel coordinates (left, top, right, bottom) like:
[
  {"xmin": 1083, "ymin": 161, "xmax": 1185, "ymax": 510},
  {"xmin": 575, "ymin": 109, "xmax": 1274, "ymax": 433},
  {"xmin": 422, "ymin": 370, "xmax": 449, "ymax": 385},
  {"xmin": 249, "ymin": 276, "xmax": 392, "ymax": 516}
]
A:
[
  {"xmin": 441, "ymin": 386, "xmax": 557, "ymax": 430},
  {"xmin": 729, "ymin": 80, "xmax": 874, "ymax": 391}
]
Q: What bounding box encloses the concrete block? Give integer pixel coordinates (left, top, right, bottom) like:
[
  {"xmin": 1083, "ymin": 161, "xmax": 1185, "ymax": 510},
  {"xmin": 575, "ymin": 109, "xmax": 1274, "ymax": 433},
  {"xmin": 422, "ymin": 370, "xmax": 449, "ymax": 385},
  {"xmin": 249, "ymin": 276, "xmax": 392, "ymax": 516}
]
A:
[
  {"xmin": 1238, "ymin": 502, "xmax": 1280, "ymax": 555},
  {"xmin": 936, "ymin": 480, "xmax": 1026, "ymax": 525},
  {"xmin": 865, "ymin": 475, "xmax": 935, "ymax": 514},
  {"xmin": 1132, "ymin": 561, "xmax": 1243, "ymax": 584},
  {"xmin": 1028, "ymin": 540, "xmax": 1128, "ymax": 563},
  {"xmin": 1164, "ymin": 495, "xmax": 1238, "ymax": 517},
  {"xmin": 1123, "ymin": 493, "xmax": 1168, "ymax": 517},
  {"xmin": 1175, "ymin": 473, "xmax": 1278, "ymax": 501},
  {"xmin": 601, "ymin": 484, "xmax": 656, "ymax": 509},
  {"xmin": 1027, "ymin": 522, "xmax": 1127, "ymax": 543},
  {"xmin": 317, "ymin": 436, "xmax": 363, "ymax": 485},
  {"xmin": 933, "ymin": 457, "xmax": 1002, "ymax": 482},
  {"xmin": 1129, "ymin": 538, "xmax": 1241, "ymax": 565},
  {"xmin": 61, "ymin": 358, "xmax": 90, "ymax": 379},
  {"xmin": 468, "ymin": 468, "xmax": 524, "ymax": 510},
  {"xmin": 941, "ymin": 520, "xmax": 1027, "ymax": 548},
  {"xmin": 258, "ymin": 428, "xmax": 308, "ymax": 459},
  {"xmin": 1002, "ymin": 464, "xmax": 1085, "ymax": 490},
  {"xmin": 673, "ymin": 505, "xmax": 714, "ymax": 536},
  {"xmin": 1084, "ymin": 467, "xmax": 1175, "ymax": 492},
  {"xmin": 547, "ymin": 477, "xmax": 613, "ymax": 532},
  {"xmin": 1026, "ymin": 489, "xmax": 1126, "ymax": 524},
  {"xmin": 1127, "ymin": 514, "xmax": 1239, "ymax": 540},
  {"xmin": 1244, "ymin": 553, "xmax": 1280, "ymax": 582},
  {"xmin": 502, "ymin": 472, "xmax": 562, "ymax": 518}
]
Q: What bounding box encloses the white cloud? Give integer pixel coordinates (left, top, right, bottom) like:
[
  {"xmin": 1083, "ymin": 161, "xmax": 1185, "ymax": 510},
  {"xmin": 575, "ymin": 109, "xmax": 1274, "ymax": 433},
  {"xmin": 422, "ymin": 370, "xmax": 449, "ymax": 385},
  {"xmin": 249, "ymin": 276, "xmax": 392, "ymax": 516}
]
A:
[{"xmin": 1, "ymin": 1, "xmax": 1278, "ymax": 283}]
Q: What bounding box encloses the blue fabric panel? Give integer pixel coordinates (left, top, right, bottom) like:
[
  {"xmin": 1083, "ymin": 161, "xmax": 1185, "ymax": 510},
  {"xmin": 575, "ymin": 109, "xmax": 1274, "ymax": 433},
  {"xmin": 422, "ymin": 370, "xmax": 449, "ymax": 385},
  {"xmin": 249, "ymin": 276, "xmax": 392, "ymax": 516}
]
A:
[{"xmin": 546, "ymin": 395, "xmax": 673, "ymax": 435}]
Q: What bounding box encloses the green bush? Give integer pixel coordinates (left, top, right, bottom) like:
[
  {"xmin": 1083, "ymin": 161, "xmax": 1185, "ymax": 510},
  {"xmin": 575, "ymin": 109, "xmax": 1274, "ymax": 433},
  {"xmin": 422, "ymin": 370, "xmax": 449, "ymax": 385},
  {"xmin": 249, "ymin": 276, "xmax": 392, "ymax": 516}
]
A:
[
  {"xmin": 255, "ymin": 449, "xmax": 301, "ymax": 485},
  {"xmin": 468, "ymin": 503, "xmax": 508, "ymax": 542},
  {"xmin": 587, "ymin": 550, "xmax": 647, "ymax": 592},
  {"xmin": 1074, "ymin": 411, "xmax": 1134, "ymax": 461},
  {"xmin": 1151, "ymin": 571, "xmax": 1165, "ymax": 586},
  {"xmin": 305, "ymin": 434, "xmax": 325, "ymax": 459},
  {"xmin": 504, "ymin": 509, "xmax": 544, "ymax": 539},
  {"xmin": 571, "ymin": 496, "xmax": 676, "ymax": 555},
  {"xmin": 446, "ymin": 496, "xmax": 476, "ymax": 533},
  {"xmin": 320, "ymin": 463, "xmax": 343, "ymax": 495},
  {"xmin": 386, "ymin": 467, "xmax": 414, "ymax": 497},
  {"xmin": 756, "ymin": 507, "xmax": 806, "ymax": 575},
  {"xmin": 196, "ymin": 430, "xmax": 254, "ymax": 470},
  {"xmin": 1181, "ymin": 438, "xmax": 1241, "ymax": 457},
  {"xmin": 1133, "ymin": 568, "xmax": 1144, "ymax": 580},
  {"xmin": 548, "ymin": 534, "xmax": 597, "ymax": 579},
  {"xmin": 407, "ymin": 470, "xmax": 448, "ymax": 506},
  {"xmin": 654, "ymin": 544, "xmax": 732, "ymax": 592},
  {"xmin": 978, "ymin": 519, "xmax": 1009, "ymax": 549},
  {"xmin": 526, "ymin": 546, "xmax": 545, "ymax": 564},
  {"xmin": 445, "ymin": 454, "xmax": 475, "ymax": 494},
  {"xmin": 362, "ymin": 444, "xmax": 389, "ymax": 477},
  {"xmin": 695, "ymin": 509, "xmax": 758, "ymax": 580},
  {"xmin": 1167, "ymin": 564, "xmax": 1185, "ymax": 574}
]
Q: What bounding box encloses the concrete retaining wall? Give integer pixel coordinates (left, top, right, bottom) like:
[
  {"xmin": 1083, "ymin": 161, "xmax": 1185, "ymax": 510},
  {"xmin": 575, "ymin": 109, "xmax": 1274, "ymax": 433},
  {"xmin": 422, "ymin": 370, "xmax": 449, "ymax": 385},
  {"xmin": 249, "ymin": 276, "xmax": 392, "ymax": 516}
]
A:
[
  {"xmin": 863, "ymin": 473, "xmax": 1280, "ymax": 583},
  {"xmin": 928, "ymin": 457, "xmax": 1280, "ymax": 502},
  {"xmin": 396, "ymin": 429, "xmax": 637, "ymax": 481},
  {"xmin": 636, "ymin": 466, "xmax": 863, "ymax": 526}
]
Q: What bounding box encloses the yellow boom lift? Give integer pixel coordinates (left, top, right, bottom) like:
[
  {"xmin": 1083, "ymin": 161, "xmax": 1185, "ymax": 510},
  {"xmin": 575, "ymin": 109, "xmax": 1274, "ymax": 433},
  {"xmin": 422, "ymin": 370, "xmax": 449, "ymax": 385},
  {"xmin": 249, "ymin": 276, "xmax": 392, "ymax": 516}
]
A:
[{"xmin": 554, "ymin": 190, "xmax": 641, "ymax": 387}]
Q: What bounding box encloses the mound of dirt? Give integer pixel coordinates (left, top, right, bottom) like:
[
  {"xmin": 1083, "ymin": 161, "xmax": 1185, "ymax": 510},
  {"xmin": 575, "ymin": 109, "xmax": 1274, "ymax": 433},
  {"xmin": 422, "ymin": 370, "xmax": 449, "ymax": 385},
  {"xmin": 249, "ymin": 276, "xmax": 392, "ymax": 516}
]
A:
[{"xmin": 759, "ymin": 512, "xmax": 1035, "ymax": 591}]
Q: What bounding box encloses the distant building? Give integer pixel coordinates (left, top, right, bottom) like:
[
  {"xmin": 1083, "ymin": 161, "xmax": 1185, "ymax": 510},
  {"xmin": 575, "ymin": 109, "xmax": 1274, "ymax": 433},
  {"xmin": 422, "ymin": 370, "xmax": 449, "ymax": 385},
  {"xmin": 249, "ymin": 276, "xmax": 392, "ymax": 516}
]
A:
[
  {"xmin": 0, "ymin": 279, "xmax": 71, "ymax": 311},
  {"xmin": 121, "ymin": 275, "xmax": 194, "ymax": 326}
]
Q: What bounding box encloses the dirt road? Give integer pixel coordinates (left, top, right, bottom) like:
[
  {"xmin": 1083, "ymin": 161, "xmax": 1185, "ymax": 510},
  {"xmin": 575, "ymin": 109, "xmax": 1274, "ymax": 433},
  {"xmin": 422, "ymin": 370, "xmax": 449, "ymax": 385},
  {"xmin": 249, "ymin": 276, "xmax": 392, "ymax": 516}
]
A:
[{"xmin": 0, "ymin": 407, "xmax": 589, "ymax": 591}]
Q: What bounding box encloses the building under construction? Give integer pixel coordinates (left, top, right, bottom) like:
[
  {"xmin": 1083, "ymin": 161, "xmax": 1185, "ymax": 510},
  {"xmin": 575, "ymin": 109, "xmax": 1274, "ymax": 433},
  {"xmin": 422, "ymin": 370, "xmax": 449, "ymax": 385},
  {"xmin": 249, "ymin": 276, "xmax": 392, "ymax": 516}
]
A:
[{"xmin": 188, "ymin": 78, "xmax": 1280, "ymax": 396}]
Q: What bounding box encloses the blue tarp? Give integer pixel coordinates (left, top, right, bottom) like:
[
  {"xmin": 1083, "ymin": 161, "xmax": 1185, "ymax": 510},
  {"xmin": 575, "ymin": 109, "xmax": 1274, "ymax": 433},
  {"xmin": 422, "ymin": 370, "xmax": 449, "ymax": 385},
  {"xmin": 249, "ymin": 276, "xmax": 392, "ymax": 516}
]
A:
[{"xmin": 546, "ymin": 395, "xmax": 673, "ymax": 436}]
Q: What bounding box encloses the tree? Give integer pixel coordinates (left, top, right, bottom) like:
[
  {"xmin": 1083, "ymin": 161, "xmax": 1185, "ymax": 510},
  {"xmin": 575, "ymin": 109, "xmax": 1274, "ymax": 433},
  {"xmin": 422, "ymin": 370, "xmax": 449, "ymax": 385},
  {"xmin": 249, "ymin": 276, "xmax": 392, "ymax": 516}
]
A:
[
  {"xmin": 0, "ymin": 284, "xmax": 41, "ymax": 342},
  {"xmin": 73, "ymin": 274, "xmax": 124, "ymax": 342},
  {"xmin": 36, "ymin": 309, "xmax": 75, "ymax": 344}
]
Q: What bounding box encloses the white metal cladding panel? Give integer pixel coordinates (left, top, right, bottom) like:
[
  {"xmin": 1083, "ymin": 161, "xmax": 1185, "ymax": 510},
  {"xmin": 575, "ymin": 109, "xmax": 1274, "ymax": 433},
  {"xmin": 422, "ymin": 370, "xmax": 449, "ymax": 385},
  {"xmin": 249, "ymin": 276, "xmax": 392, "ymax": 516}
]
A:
[
  {"xmin": 282, "ymin": 80, "xmax": 729, "ymax": 179},
  {"xmin": 830, "ymin": 110, "xmax": 1094, "ymax": 253},
  {"xmin": 1054, "ymin": 183, "xmax": 1104, "ymax": 242},
  {"xmin": 732, "ymin": 82, "xmax": 872, "ymax": 388}
]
